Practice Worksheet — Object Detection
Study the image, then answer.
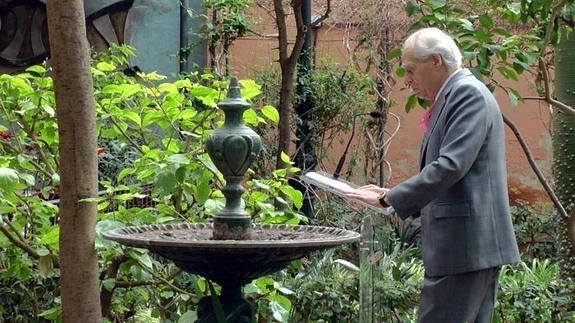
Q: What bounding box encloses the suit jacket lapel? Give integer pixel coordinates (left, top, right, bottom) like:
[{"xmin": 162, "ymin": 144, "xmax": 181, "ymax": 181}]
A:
[{"xmin": 419, "ymin": 69, "xmax": 473, "ymax": 168}]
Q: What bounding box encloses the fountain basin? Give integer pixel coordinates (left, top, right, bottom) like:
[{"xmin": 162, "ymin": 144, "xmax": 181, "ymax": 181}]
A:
[{"xmin": 103, "ymin": 223, "xmax": 360, "ymax": 287}]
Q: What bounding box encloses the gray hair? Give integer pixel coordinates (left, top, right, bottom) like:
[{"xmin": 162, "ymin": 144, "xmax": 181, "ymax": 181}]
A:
[{"xmin": 403, "ymin": 27, "xmax": 463, "ymax": 72}]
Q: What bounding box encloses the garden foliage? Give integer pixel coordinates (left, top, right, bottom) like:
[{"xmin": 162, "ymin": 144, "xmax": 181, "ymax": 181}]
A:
[{"xmin": 0, "ymin": 44, "xmax": 304, "ymax": 322}]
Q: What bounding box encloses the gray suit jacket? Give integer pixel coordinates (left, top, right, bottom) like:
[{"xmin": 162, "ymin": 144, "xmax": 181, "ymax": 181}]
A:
[{"xmin": 387, "ymin": 69, "xmax": 520, "ymax": 276}]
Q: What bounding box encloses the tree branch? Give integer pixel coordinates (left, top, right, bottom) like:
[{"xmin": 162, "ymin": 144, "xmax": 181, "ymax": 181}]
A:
[
  {"xmin": 0, "ymin": 222, "xmax": 39, "ymax": 259},
  {"xmin": 502, "ymin": 113, "xmax": 569, "ymax": 220},
  {"xmin": 100, "ymin": 253, "xmax": 130, "ymax": 318}
]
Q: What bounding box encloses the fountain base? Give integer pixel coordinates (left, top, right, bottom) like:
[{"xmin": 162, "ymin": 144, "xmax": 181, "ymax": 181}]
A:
[{"xmin": 103, "ymin": 223, "xmax": 360, "ymax": 321}]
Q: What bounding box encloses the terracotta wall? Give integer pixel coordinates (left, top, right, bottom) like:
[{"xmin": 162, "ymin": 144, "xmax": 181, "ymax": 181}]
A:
[{"xmin": 231, "ymin": 20, "xmax": 552, "ymax": 206}]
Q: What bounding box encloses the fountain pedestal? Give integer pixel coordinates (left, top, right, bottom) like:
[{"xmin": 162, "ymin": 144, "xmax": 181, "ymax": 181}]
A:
[{"xmin": 103, "ymin": 78, "xmax": 360, "ymax": 322}]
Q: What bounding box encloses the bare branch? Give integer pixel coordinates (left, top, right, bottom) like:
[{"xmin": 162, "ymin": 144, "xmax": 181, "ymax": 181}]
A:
[
  {"xmin": 0, "ymin": 221, "xmax": 39, "ymax": 259},
  {"xmin": 502, "ymin": 113, "xmax": 569, "ymax": 219}
]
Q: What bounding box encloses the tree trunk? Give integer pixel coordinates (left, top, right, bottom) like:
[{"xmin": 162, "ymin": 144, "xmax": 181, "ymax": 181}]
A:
[
  {"xmin": 553, "ymin": 28, "xmax": 575, "ymax": 301},
  {"xmin": 273, "ymin": 0, "xmax": 306, "ymax": 169},
  {"xmin": 46, "ymin": 1, "xmax": 102, "ymax": 322}
]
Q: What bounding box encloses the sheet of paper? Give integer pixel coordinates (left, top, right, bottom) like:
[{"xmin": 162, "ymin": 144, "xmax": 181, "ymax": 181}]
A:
[
  {"xmin": 300, "ymin": 171, "xmax": 392, "ymax": 215},
  {"xmin": 304, "ymin": 172, "xmax": 356, "ymax": 193}
]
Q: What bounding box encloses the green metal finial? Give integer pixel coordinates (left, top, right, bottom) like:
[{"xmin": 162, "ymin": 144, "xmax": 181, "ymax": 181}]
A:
[
  {"xmin": 226, "ymin": 76, "xmax": 241, "ymax": 99},
  {"xmin": 205, "ymin": 77, "xmax": 262, "ymax": 240}
]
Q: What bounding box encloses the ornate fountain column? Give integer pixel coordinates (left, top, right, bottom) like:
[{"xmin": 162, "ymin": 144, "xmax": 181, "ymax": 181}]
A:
[{"xmin": 205, "ymin": 77, "xmax": 261, "ymax": 240}]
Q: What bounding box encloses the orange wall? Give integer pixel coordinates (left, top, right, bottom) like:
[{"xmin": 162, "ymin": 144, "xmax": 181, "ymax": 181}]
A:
[{"xmin": 229, "ymin": 23, "xmax": 553, "ymax": 206}]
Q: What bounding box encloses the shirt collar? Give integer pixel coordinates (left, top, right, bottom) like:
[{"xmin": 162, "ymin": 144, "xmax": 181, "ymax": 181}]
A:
[{"xmin": 434, "ymin": 68, "xmax": 463, "ymax": 102}]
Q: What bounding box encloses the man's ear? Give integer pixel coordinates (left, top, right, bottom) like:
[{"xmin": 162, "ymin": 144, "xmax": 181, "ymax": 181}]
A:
[{"xmin": 432, "ymin": 54, "xmax": 443, "ymax": 68}]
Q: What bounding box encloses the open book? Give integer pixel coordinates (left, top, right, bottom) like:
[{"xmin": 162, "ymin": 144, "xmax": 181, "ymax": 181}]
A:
[{"xmin": 300, "ymin": 171, "xmax": 391, "ymax": 214}]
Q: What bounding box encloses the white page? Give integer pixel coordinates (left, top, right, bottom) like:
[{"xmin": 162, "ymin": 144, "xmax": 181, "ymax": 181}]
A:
[{"xmin": 304, "ymin": 172, "xmax": 357, "ymax": 193}]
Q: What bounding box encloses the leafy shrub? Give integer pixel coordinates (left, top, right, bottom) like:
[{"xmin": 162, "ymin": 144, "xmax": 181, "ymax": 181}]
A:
[
  {"xmin": 511, "ymin": 200, "xmax": 556, "ymax": 260},
  {"xmin": 495, "ymin": 259, "xmax": 572, "ymax": 322},
  {"xmin": 253, "ymin": 249, "xmax": 360, "ymax": 322},
  {"xmin": 0, "ymin": 43, "xmax": 305, "ymax": 322}
]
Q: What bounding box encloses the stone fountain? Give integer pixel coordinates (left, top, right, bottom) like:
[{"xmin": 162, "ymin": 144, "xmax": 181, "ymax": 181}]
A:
[{"xmin": 103, "ymin": 77, "xmax": 360, "ymax": 322}]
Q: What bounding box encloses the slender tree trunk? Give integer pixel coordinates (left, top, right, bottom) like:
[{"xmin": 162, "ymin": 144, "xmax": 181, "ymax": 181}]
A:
[
  {"xmin": 273, "ymin": 0, "xmax": 306, "ymax": 169},
  {"xmin": 46, "ymin": 1, "xmax": 102, "ymax": 321},
  {"xmin": 553, "ymin": 28, "xmax": 575, "ymax": 306}
]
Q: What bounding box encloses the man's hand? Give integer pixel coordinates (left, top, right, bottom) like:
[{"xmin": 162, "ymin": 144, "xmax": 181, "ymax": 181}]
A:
[{"xmin": 345, "ymin": 185, "xmax": 389, "ymax": 208}]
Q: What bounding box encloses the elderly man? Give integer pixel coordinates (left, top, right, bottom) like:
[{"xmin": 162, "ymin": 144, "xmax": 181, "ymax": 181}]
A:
[{"xmin": 346, "ymin": 27, "xmax": 520, "ymax": 322}]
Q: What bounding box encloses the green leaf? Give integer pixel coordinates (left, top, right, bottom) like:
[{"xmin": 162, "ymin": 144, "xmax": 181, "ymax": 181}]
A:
[
  {"xmin": 26, "ymin": 65, "xmax": 46, "ymax": 74},
  {"xmin": 388, "ymin": 47, "xmax": 402, "ymax": 60},
  {"xmin": 477, "ymin": 48, "xmax": 490, "ymax": 69},
  {"xmin": 39, "ymin": 307, "xmax": 61, "ymax": 320},
  {"xmin": 273, "ymin": 281, "xmax": 295, "ymax": 295},
  {"xmin": 274, "ymin": 168, "xmax": 287, "ymax": 178},
  {"xmin": 19, "ymin": 173, "xmax": 35, "ymax": 186},
  {"xmin": 478, "ymin": 15, "xmax": 493, "ymax": 28},
  {"xmin": 102, "ymin": 84, "xmax": 121, "ymax": 94},
  {"xmin": 158, "ymin": 82, "xmax": 178, "ymax": 94},
  {"xmin": 10, "ymin": 76, "xmax": 33, "ymax": 94},
  {"xmin": 261, "ymin": 104, "xmax": 279, "ymax": 124},
  {"xmin": 196, "ymin": 179, "xmax": 211, "ymax": 205},
  {"xmin": 119, "ymin": 84, "xmax": 142, "ymax": 98},
  {"xmin": 243, "ymin": 108, "xmax": 259, "ymax": 125},
  {"xmin": 96, "ymin": 61, "xmax": 116, "ymax": 72},
  {"xmin": 40, "ymin": 227, "xmax": 60, "ymax": 251},
  {"xmin": 0, "ymin": 167, "xmax": 19, "ymax": 191},
  {"xmin": 405, "ymin": 1, "xmax": 420, "ymax": 16},
  {"xmin": 123, "ymin": 111, "xmax": 142, "ymax": 127},
  {"xmin": 175, "ymin": 166, "xmax": 187, "ymax": 183},
  {"xmin": 507, "ymin": 89, "xmax": 521, "ymax": 107},
  {"xmin": 456, "ymin": 18, "xmax": 474, "ymax": 32},
  {"xmin": 269, "ymin": 294, "xmax": 292, "ymax": 322},
  {"xmin": 168, "ymin": 154, "xmax": 190, "ymax": 165},
  {"xmin": 252, "ymin": 180, "xmax": 271, "ymax": 190},
  {"xmin": 178, "ymin": 311, "xmax": 197, "ymax": 323},
  {"xmin": 178, "ymin": 108, "xmax": 197, "ymax": 120},
  {"xmin": 118, "ymin": 168, "xmax": 135, "ymax": 181},
  {"xmin": 239, "ymin": 79, "xmax": 262, "ymax": 100},
  {"xmin": 143, "ymin": 71, "xmax": 167, "ymax": 81},
  {"xmin": 497, "ymin": 66, "xmax": 518, "ymax": 81},
  {"xmin": 174, "ymin": 79, "xmax": 192, "ymax": 89},
  {"xmin": 37, "ymin": 247, "xmax": 50, "ymax": 257},
  {"xmin": 253, "ymin": 276, "xmax": 274, "ymax": 293},
  {"xmin": 280, "ymin": 185, "xmax": 303, "ymax": 209},
  {"xmin": 191, "ymin": 86, "xmax": 218, "ymax": 105},
  {"xmin": 280, "ymin": 152, "xmax": 291, "ymax": 164},
  {"xmin": 428, "ymin": 0, "xmax": 446, "ymax": 9},
  {"xmin": 334, "ymin": 258, "xmax": 360, "ymax": 271},
  {"xmin": 250, "ymin": 191, "xmax": 268, "ymax": 202},
  {"xmin": 131, "ymin": 250, "xmax": 154, "ymax": 270},
  {"xmin": 405, "ymin": 94, "xmax": 418, "ymax": 113},
  {"xmin": 95, "ymin": 220, "xmax": 125, "ymax": 236},
  {"xmin": 392, "ymin": 264, "xmax": 401, "ymax": 280},
  {"xmin": 156, "ymin": 170, "xmax": 177, "ymax": 194},
  {"xmin": 38, "ymin": 254, "xmax": 53, "ymax": 278},
  {"xmin": 102, "ymin": 278, "xmax": 116, "ymax": 292}
]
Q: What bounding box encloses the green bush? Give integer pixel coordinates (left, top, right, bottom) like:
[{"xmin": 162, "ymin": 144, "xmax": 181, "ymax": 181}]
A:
[
  {"xmin": 0, "ymin": 44, "xmax": 303, "ymax": 322},
  {"xmin": 511, "ymin": 200, "xmax": 556, "ymax": 260},
  {"xmin": 254, "ymin": 249, "xmax": 360, "ymax": 322},
  {"xmin": 495, "ymin": 259, "xmax": 573, "ymax": 322}
]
